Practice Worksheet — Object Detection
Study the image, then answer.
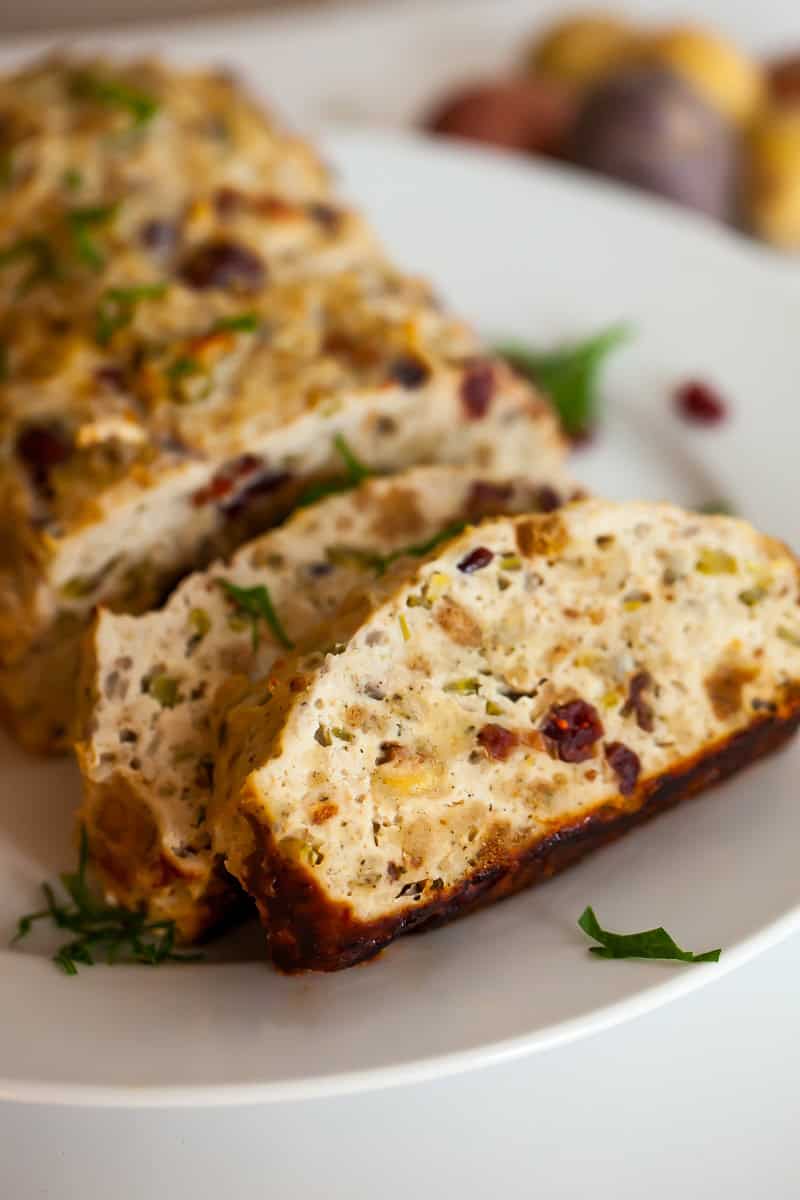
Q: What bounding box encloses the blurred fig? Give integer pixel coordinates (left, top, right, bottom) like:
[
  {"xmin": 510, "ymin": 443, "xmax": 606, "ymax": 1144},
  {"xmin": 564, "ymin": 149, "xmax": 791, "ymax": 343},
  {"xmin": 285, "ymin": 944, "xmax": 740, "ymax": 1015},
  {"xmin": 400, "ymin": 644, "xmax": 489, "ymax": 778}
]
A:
[
  {"xmin": 425, "ymin": 78, "xmax": 575, "ymax": 157},
  {"xmin": 644, "ymin": 25, "xmax": 764, "ymax": 124},
  {"xmin": 747, "ymin": 107, "xmax": 800, "ymax": 247},
  {"xmin": 524, "ymin": 13, "xmax": 638, "ymax": 89},
  {"xmin": 768, "ymin": 55, "xmax": 800, "ymax": 106},
  {"xmin": 569, "ymin": 67, "xmax": 739, "ymax": 219}
]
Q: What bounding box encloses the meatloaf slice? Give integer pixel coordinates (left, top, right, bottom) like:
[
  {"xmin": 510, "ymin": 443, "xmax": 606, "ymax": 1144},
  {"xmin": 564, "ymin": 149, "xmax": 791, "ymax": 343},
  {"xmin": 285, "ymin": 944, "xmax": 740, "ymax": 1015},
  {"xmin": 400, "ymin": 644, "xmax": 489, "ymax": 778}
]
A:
[
  {"xmin": 76, "ymin": 465, "xmax": 577, "ymax": 941},
  {"xmin": 210, "ymin": 500, "xmax": 800, "ymax": 970}
]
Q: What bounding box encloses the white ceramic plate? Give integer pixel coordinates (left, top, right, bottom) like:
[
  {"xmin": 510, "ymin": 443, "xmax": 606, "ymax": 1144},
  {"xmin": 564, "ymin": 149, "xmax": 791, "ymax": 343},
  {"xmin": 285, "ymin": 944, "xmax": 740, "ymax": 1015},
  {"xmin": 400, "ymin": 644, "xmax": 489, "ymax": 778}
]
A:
[{"xmin": 2, "ymin": 130, "xmax": 799, "ymax": 1108}]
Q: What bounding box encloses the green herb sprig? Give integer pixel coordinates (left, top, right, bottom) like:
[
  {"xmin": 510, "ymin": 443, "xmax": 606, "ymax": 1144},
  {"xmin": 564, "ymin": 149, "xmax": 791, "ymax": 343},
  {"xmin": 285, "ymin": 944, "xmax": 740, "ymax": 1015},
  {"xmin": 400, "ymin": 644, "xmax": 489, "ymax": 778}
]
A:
[
  {"xmin": 578, "ymin": 906, "xmax": 721, "ymax": 964},
  {"xmin": 211, "ymin": 312, "xmax": 261, "ymax": 334},
  {"xmin": 218, "ymin": 579, "xmax": 294, "ymax": 651},
  {"xmin": 11, "ymin": 828, "xmax": 201, "ymax": 975},
  {"xmin": 95, "ymin": 282, "xmax": 167, "ymax": 345},
  {"xmin": 377, "ymin": 521, "xmax": 468, "ymax": 574},
  {"xmin": 497, "ymin": 323, "xmax": 631, "ymax": 439},
  {"xmin": 68, "ymin": 203, "xmax": 118, "ymax": 271},
  {"xmin": 70, "ymin": 71, "xmax": 160, "ymax": 130},
  {"xmin": 296, "ymin": 434, "xmax": 372, "ymax": 508}
]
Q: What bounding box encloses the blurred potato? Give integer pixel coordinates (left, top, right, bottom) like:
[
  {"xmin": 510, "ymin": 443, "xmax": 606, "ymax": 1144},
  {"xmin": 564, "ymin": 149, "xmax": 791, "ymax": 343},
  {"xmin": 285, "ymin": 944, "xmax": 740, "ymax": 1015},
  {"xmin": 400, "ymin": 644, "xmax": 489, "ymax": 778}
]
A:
[
  {"xmin": 569, "ymin": 67, "xmax": 739, "ymax": 220},
  {"xmin": 768, "ymin": 55, "xmax": 800, "ymax": 106},
  {"xmin": 425, "ymin": 78, "xmax": 575, "ymax": 157},
  {"xmin": 523, "ymin": 13, "xmax": 638, "ymax": 89},
  {"xmin": 747, "ymin": 107, "xmax": 800, "ymax": 247},
  {"xmin": 644, "ymin": 25, "xmax": 764, "ymax": 125}
]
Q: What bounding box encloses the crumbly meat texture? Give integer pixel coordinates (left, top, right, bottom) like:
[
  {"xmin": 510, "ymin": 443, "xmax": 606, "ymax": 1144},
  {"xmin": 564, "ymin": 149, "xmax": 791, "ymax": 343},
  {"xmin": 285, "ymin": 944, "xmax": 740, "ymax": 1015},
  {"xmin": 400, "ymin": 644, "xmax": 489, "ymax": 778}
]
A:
[
  {"xmin": 212, "ymin": 500, "xmax": 800, "ymax": 971},
  {"xmin": 76, "ymin": 466, "xmax": 577, "ymax": 940},
  {"xmin": 0, "ymin": 56, "xmax": 564, "ymax": 751}
]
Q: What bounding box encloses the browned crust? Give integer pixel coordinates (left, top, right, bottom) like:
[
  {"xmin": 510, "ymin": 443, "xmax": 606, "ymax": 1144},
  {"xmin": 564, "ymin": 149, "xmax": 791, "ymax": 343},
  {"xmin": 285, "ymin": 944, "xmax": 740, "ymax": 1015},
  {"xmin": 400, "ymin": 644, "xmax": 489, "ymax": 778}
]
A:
[
  {"xmin": 77, "ymin": 759, "xmax": 247, "ymax": 943},
  {"xmin": 242, "ymin": 709, "xmax": 800, "ymax": 972}
]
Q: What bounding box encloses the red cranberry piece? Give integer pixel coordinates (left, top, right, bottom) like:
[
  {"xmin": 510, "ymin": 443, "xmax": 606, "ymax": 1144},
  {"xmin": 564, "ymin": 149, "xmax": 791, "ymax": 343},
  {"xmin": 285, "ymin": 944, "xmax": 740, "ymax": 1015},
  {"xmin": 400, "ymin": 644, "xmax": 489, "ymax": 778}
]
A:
[
  {"xmin": 308, "ymin": 202, "xmax": 342, "ymax": 232},
  {"xmin": 179, "ymin": 239, "xmax": 265, "ymax": 292},
  {"xmin": 457, "ymin": 545, "xmax": 494, "ymax": 573},
  {"xmin": 460, "ymin": 362, "xmax": 495, "ymax": 419},
  {"xmin": 16, "ymin": 424, "xmax": 72, "ymax": 493},
  {"xmin": 387, "ymin": 354, "xmax": 430, "ymax": 389},
  {"xmin": 621, "ymin": 671, "xmax": 654, "ymax": 732},
  {"xmin": 477, "ymin": 724, "xmax": 520, "ymax": 761},
  {"xmin": 605, "ymin": 741, "xmax": 641, "ymax": 795},
  {"xmin": 213, "ymin": 187, "xmax": 243, "ymax": 218},
  {"xmin": 541, "ymin": 699, "xmax": 604, "ymax": 763},
  {"xmin": 535, "ymin": 485, "xmax": 562, "ymax": 512},
  {"xmin": 674, "ymin": 379, "xmax": 728, "ymax": 425},
  {"xmin": 140, "ymin": 218, "xmax": 179, "ymax": 254},
  {"xmin": 220, "ymin": 469, "xmax": 290, "ymax": 520},
  {"xmin": 94, "ymin": 365, "xmax": 127, "ymax": 392}
]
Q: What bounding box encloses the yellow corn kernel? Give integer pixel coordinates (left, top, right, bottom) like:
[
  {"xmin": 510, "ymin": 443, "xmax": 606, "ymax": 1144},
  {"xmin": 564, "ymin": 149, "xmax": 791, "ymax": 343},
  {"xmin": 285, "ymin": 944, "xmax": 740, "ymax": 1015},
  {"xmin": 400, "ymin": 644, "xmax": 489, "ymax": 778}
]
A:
[
  {"xmin": 696, "ymin": 548, "xmax": 737, "ymax": 575},
  {"xmin": 375, "ymin": 763, "xmax": 442, "ymax": 797},
  {"xmin": 602, "ymin": 688, "xmax": 622, "ymax": 709},
  {"xmin": 424, "ymin": 571, "xmax": 451, "ymax": 605}
]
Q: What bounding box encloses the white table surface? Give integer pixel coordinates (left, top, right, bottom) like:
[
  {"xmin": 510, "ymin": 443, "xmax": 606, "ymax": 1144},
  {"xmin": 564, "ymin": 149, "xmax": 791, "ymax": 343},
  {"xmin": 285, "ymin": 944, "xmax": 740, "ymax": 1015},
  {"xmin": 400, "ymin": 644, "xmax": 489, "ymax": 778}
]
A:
[{"xmin": 2, "ymin": 2, "xmax": 799, "ymax": 1196}]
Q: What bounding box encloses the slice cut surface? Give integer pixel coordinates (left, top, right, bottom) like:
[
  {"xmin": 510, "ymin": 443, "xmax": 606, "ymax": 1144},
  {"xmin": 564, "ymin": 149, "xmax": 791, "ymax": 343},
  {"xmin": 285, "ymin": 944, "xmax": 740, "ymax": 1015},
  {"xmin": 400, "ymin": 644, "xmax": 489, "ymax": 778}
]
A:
[
  {"xmin": 211, "ymin": 500, "xmax": 800, "ymax": 970},
  {"xmin": 76, "ymin": 465, "xmax": 577, "ymax": 939}
]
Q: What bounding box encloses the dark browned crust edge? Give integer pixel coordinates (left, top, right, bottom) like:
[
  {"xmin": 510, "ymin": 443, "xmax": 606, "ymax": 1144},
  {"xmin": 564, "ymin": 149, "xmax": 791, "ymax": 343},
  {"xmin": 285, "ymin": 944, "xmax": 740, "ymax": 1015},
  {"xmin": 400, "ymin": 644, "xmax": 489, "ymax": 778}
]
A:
[{"xmin": 242, "ymin": 709, "xmax": 800, "ymax": 972}]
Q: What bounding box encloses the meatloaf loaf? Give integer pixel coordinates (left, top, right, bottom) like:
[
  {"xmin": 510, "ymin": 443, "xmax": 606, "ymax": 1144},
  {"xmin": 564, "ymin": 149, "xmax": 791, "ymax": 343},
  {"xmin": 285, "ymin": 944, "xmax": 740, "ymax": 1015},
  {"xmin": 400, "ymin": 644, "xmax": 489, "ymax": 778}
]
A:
[
  {"xmin": 76, "ymin": 465, "xmax": 578, "ymax": 941},
  {"xmin": 0, "ymin": 56, "xmax": 564, "ymax": 751},
  {"xmin": 211, "ymin": 500, "xmax": 800, "ymax": 971}
]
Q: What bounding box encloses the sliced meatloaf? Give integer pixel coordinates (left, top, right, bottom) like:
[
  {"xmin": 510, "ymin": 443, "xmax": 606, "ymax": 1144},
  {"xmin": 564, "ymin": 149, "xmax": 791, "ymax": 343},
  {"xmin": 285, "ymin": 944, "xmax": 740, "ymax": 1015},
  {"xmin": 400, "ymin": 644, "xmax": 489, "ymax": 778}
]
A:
[
  {"xmin": 76, "ymin": 465, "xmax": 577, "ymax": 940},
  {"xmin": 211, "ymin": 501, "xmax": 800, "ymax": 970},
  {"xmin": 0, "ymin": 56, "xmax": 564, "ymax": 750}
]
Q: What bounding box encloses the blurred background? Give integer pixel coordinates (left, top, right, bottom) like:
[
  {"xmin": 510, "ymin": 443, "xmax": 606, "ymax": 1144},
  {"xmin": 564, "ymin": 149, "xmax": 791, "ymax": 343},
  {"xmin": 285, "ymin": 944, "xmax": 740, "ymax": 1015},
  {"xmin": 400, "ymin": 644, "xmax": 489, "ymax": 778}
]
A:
[{"xmin": 2, "ymin": 0, "xmax": 799, "ymax": 250}]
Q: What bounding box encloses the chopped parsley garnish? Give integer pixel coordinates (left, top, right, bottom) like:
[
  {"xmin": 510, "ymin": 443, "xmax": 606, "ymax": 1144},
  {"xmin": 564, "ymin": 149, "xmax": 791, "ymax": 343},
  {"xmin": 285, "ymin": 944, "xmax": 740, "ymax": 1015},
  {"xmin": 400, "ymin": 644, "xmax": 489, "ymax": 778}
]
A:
[
  {"xmin": 296, "ymin": 434, "xmax": 373, "ymax": 507},
  {"xmin": 497, "ymin": 323, "xmax": 631, "ymax": 439},
  {"xmin": 70, "ymin": 71, "xmax": 160, "ymax": 129},
  {"xmin": 68, "ymin": 203, "xmax": 117, "ymax": 270},
  {"xmin": 212, "ymin": 312, "xmax": 261, "ymax": 334},
  {"xmin": 378, "ymin": 521, "xmax": 467, "ymax": 573},
  {"xmin": 578, "ymin": 906, "xmax": 721, "ymax": 964},
  {"xmin": 95, "ymin": 282, "xmax": 167, "ymax": 345},
  {"xmin": 62, "ymin": 167, "xmax": 83, "ymax": 192},
  {"xmin": 11, "ymin": 827, "xmax": 201, "ymax": 975},
  {"xmin": 218, "ymin": 579, "xmax": 294, "ymax": 650}
]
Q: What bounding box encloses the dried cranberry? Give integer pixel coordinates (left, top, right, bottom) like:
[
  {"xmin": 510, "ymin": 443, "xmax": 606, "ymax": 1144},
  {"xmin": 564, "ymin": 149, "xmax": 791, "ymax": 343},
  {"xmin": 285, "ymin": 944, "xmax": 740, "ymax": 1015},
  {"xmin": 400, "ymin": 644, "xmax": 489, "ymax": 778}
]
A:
[
  {"xmin": 467, "ymin": 480, "xmax": 514, "ymax": 518},
  {"xmin": 457, "ymin": 546, "xmax": 494, "ymax": 573},
  {"xmin": 179, "ymin": 239, "xmax": 265, "ymax": 292},
  {"xmin": 387, "ymin": 354, "xmax": 430, "ymax": 389},
  {"xmin": 140, "ymin": 218, "xmax": 179, "ymax": 254},
  {"xmin": 621, "ymin": 671, "xmax": 654, "ymax": 732},
  {"xmin": 16, "ymin": 424, "xmax": 72, "ymax": 492},
  {"xmin": 213, "ymin": 187, "xmax": 243, "ymax": 218},
  {"xmin": 605, "ymin": 741, "xmax": 641, "ymax": 795},
  {"xmin": 191, "ymin": 454, "xmax": 262, "ymax": 507},
  {"xmin": 535, "ymin": 485, "xmax": 562, "ymax": 513},
  {"xmin": 94, "ymin": 365, "xmax": 127, "ymax": 392},
  {"xmin": 477, "ymin": 723, "xmax": 520, "ymax": 761},
  {"xmin": 541, "ymin": 700, "xmax": 604, "ymax": 763},
  {"xmin": 220, "ymin": 469, "xmax": 290, "ymax": 520},
  {"xmin": 460, "ymin": 362, "xmax": 495, "ymax": 419},
  {"xmin": 674, "ymin": 380, "xmax": 728, "ymax": 425},
  {"xmin": 308, "ymin": 202, "xmax": 341, "ymax": 231}
]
